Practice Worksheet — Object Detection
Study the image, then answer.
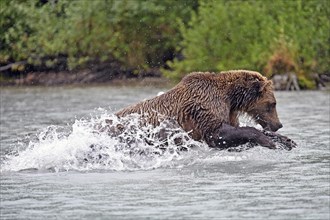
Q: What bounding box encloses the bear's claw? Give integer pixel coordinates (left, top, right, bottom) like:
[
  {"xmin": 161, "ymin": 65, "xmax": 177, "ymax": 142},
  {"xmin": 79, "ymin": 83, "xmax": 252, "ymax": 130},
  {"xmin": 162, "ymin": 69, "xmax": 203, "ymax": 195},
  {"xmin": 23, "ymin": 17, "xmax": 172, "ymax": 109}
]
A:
[{"xmin": 262, "ymin": 130, "xmax": 297, "ymax": 150}]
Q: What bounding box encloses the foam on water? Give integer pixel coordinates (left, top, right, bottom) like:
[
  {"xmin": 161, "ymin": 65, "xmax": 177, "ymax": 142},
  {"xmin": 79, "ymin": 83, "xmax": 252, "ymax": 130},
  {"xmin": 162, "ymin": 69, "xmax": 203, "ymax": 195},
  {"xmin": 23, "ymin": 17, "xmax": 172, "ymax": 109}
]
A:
[{"xmin": 1, "ymin": 109, "xmax": 290, "ymax": 173}]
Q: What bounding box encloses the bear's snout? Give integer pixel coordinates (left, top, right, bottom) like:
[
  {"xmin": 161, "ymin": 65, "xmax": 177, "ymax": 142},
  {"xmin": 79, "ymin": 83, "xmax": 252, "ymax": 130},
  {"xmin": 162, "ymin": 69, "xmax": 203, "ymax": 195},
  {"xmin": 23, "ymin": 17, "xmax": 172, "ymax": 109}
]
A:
[{"xmin": 270, "ymin": 122, "xmax": 283, "ymax": 132}]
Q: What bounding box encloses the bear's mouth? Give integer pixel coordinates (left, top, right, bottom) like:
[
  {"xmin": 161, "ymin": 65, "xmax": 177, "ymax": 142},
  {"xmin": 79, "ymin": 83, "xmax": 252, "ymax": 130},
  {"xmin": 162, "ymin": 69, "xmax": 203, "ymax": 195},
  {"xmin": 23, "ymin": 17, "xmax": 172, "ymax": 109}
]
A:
[
  {"xmin": 264, "ymin": 125, "xmax": 276, "ymax": 132},
  {"xmin": 261, "ymin": 122, "xmax": 282, "ymax": 132},
  {"xmin": 255, "ymin": 117, "xmax": 281, "ymax": 132}
]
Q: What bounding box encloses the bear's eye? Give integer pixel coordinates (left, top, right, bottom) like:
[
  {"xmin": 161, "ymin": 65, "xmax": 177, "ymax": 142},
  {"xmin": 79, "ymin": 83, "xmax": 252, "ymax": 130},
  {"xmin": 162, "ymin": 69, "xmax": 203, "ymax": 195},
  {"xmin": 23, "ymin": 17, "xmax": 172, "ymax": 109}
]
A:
[{"xmin": 267, "ymin": 103, "xmax": 276, "ymax": 112}]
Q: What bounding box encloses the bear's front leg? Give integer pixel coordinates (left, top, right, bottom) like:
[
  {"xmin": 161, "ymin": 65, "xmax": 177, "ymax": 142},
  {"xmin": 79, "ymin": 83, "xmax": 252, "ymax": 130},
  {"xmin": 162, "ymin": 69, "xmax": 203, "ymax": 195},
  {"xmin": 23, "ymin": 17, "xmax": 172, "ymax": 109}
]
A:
[{"xmin": 204, "ymin": 124, "xmax": 276, "ymax": 150}]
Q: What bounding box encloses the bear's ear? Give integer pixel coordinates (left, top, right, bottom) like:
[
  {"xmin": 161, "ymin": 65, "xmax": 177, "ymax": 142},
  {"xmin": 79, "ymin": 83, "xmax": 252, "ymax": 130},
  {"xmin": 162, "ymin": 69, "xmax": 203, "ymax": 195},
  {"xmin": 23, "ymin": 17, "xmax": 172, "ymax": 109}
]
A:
[{"xmin": 252, "ymin": 80, "xmax": 268, "ymax": 93}]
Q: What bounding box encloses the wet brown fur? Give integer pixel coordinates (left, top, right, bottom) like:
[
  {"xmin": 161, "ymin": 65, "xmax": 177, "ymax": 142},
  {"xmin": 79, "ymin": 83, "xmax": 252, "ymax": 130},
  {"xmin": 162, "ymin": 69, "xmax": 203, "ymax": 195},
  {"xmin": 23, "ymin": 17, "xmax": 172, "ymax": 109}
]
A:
[{"xmin": 116, "ymin": 70, "xmax": 282, "ymax": 145}]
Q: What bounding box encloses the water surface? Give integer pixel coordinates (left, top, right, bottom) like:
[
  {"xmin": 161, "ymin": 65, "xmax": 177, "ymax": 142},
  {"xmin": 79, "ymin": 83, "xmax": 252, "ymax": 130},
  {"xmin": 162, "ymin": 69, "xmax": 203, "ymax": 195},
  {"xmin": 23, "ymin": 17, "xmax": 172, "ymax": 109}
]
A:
[{"xmin": 1, "ymin": 86, "xmax": 329, "ymax": 219}]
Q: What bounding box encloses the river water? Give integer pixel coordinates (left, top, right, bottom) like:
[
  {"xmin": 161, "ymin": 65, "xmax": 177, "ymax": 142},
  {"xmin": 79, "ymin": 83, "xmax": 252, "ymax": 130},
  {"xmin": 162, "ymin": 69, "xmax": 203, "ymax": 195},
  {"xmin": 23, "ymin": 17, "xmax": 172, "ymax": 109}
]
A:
[{"xmin": 0, "ymin": 85, "xmax": 329, "ymax": 220}]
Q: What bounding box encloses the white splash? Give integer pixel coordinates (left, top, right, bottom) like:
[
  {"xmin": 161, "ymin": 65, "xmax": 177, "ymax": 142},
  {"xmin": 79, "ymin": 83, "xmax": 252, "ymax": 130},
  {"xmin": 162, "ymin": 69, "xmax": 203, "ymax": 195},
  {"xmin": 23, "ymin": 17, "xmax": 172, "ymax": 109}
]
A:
[
  {"xmin": 1, "ymin": 109, "xmax": 290, "ymax": 173},
  {"xmin": 1, "ymin": 109, "xmax": 205, "ymax": 172},
  {"xmin": 157, "ymin": 91, "xmax": 165, "ymax": 96}
]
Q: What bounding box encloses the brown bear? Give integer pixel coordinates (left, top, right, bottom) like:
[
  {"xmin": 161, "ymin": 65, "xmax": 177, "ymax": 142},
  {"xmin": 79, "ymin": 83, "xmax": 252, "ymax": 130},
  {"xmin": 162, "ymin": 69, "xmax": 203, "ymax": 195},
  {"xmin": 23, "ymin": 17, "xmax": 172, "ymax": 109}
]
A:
[{"xmin": 116, "ymin": 70, "xmax": 295, "ymax": 150}]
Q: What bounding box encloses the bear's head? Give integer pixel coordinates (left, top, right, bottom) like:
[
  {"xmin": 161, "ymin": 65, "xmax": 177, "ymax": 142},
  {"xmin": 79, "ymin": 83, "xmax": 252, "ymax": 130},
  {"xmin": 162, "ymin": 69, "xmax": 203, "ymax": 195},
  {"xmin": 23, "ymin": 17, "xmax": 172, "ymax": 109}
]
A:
[
  {"xmin": 224, "ymin": 70, "xmax": 283, "ymax": 132},
  {"xmin": 246, "ymin": 79, "xmax": 283, "ymax": 132}
]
